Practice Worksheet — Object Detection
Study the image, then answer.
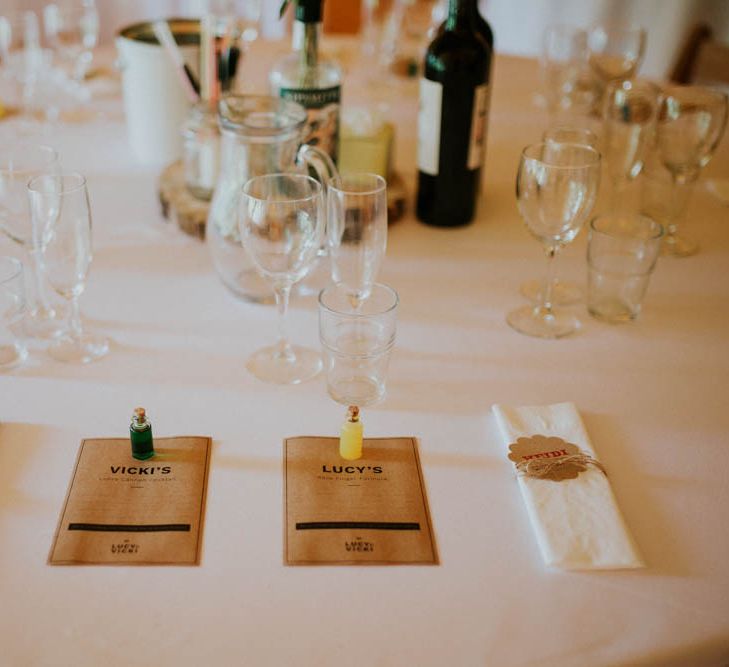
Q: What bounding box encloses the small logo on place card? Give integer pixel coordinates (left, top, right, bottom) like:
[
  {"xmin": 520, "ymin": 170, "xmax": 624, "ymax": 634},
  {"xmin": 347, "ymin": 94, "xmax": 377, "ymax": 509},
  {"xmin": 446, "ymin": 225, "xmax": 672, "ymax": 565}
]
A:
[
  {"xmin": 345, "ymin": 537, "xmax": 374, "ymax": 553},
  {"xmin": 111, "ymin": 539, "xmax": 139, "ymax": 554}
]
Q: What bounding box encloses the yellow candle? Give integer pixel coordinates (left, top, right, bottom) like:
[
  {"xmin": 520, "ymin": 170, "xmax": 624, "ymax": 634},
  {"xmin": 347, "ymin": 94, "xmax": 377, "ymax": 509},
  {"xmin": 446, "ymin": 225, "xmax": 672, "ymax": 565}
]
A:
[{"xmin": 339, "ymin": 406, "xmax": 363, "ymax": 460}]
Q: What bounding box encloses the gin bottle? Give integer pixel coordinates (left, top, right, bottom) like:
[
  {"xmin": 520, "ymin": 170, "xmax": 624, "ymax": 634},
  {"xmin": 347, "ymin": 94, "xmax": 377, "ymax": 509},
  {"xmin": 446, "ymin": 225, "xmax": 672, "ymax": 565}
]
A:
[{"xmin": 270, "ymin": 0, "xmax": 342, "ymax": 164}]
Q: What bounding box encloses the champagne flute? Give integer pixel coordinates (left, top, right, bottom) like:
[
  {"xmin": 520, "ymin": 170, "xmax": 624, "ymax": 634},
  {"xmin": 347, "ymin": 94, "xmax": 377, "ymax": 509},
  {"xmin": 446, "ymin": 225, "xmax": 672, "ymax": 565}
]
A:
[
  {"xmin": 520, "ymin": 126, "xmax": 599, "ymax": 306},
  {"xmin": 655, "ymin": 85, "xmax": 728, "ymax": 257},
  {"xmin": 508, "ymin": 142, "xmax": 601, "ymax": 338},
  {"xmin": 327, "ymin": 173, "xmax": 387, "ymax": 307},
  {"xmin": 587, "ymin": 24, "xmax": 646, "ymax": 107},
  {"xmin": 28, "ymin": 171, "xmax": 109, "ymax": 363},
  {"xmin": 603, "ymin": 79, "xmax": 659, "ymax": 211},
  {"xmin": 0, "ymin": 141, "xmax": 62, "ymax": 339},
  {"xmin": 238, "ymin": 173, "xmax": 324, "ymax": 384}
]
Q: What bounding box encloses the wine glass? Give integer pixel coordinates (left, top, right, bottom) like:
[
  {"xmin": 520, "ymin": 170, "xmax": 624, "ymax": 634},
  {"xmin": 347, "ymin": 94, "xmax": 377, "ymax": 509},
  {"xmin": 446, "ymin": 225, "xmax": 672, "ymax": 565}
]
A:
[
  {"xmin": 655, "ymin": 85, "xmax": 728, "ymax": 257},
  {"xmin": 27, "ymin": 171, "xmax": 109, "ymax": 363},
  {"xmin": 520, "ymin": 126, "xmax": 599, "ymax": 307},
  {"xmin": 379, "ymin": 0, "xmax": 441, "ymax": 78},
  {"xmin": 587, "ymin": 24, "xmax": 646, "ymax": 107},
  {"xmin": 603, "ymin": 79, "xmax": 660, "ymax": 211},
  {"xmin": 508, "ymin": 142, "xmax": 601, "ymax": 338},
  {"xmin": 327, "ymin": 173, "xmax": 387, "ymax": 307},
  {"xmin": 0, "ymin": 140, "xmax": 62, "ymax": 339},
  {"xmin": 238, "ymin": 173, "xmax": 324, "ymax": 384}
]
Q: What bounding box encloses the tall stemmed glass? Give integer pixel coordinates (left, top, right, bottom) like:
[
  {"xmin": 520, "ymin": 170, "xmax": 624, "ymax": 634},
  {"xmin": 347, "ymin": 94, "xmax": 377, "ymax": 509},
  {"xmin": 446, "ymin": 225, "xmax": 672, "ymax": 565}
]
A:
[
  {"xmin": 508, "ymin": 142, "xmax": 601, "ymax": 338},
  {"xmin": 327, "ymin": 173, "xmax": 387, "ymax": 307},
  {"xmin": 43, "ymin": 0, "xmax": 98, "ymax": 113},
  {"xmin": 655, "ymin": 85, "xmax": 728, "ymax": 257},
  {"xmin": 603, "ymin": 79, "xmax": 659, "ymax": 211},
  {"xmin": 587, "ymin": 24, "xmax": 646, "ymax": 107},
  {"xmin": 207, "ymin": 0, "xmax": 262, "ymax": 89},
  {"xmin": 0, "ymin": 11, "xmax": 43, "ymax": 120},
  {"xmin": 239, "ymin": 173, "xmax": 324, "ymax": 384},
  {"xmin": 0, "ymin": 257, "xmax": 28, "ymax": 370},
  {"xmin": 28, "ymin": 171, "xmax": 109, "ymax": 362},
  {"xmin": 520, "ymin": 126, "xmax": 599, "ymax": 306},
  {"xmin": 539, "ymin": 25, "xmax": 593, "ymax": 121},
  {"xmin": 0, "ymin": 141, "xmax": 62, "ymax": 339}
]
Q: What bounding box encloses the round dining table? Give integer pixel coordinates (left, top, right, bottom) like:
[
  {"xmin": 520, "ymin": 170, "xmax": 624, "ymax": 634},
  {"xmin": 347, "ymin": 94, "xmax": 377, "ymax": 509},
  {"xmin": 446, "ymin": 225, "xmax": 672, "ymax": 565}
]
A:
[{"xmin": 1, "ymin": 34, "xmax": 728, "ymax": 667}]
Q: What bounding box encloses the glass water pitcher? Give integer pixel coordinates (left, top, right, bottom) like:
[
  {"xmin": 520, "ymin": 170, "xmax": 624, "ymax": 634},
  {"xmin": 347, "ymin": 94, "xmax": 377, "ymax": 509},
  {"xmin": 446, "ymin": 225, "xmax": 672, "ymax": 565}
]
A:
[{"xmin": 207, "ymin": 94, "xmax": 337, "ymax": 302}]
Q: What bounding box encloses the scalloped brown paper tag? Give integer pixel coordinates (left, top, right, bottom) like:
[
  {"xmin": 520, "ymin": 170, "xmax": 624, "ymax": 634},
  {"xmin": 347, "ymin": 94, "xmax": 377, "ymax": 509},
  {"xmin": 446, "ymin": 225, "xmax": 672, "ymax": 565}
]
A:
[{"xmin": 508, "ymin": 435, "xmax": 586, "ymax": 482}]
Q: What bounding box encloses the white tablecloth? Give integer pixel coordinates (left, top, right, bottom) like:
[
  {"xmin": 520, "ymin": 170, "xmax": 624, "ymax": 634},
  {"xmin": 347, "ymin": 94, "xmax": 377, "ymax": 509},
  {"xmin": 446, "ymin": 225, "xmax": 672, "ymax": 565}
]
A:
[{"xmin": 1, "ymin": 38, "xmax": 729, "ymax": 667}]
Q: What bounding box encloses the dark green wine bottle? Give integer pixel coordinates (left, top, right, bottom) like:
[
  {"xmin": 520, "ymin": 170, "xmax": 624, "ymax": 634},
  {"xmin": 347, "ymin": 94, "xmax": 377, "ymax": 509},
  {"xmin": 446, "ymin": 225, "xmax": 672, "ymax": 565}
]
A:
[
  {"xmin": 416, "ymin": 0, "xmax": 491, "ymax": 227},
  {"xmin": 469, "ymin": 0, "xmax": 493, "ymax": 53},
  {"xmin": 438, "ymin": 0, "xmax": 494, "ymax": 53}
]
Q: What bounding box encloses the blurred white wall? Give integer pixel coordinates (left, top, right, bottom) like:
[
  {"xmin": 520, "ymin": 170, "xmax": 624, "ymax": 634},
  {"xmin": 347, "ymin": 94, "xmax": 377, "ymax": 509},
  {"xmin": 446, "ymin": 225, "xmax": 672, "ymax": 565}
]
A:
[
  {"xmin": 482, "ymin": 0, "xmax": 729, "ymax": 78},
  {"xmin": 4, "ymin": 0, "xmax": 285, "ymax": 42},
  {"xmin": 5, "ymin": 0, "xmax": 729, "ymax": 79}
]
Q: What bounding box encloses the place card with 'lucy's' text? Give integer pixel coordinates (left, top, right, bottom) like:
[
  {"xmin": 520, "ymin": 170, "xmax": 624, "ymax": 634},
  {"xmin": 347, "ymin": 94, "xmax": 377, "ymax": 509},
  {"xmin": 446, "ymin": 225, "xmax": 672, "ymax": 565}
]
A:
[
  {"xmin": 284, "ymin": 436, "xmax": 438, "ymax": 565},
  {"xmin": 49, "ymin": 437, "xmax": 211, "ymax": 565}
]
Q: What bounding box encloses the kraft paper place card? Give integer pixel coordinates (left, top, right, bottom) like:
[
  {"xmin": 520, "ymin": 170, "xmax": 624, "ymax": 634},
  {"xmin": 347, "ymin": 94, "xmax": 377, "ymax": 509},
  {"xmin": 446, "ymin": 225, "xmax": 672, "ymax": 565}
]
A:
[
  {"xmin": 49, "ymin": 437, "xmax": 211, "ymax": 566},
  {"xmin": 284, "ymin": 436, "xmax": 438, "ymax": 565}
]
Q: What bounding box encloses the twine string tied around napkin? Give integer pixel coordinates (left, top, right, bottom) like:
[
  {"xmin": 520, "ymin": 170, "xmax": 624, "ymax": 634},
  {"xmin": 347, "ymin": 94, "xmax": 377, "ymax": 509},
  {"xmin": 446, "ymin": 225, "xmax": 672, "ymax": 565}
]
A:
[{"xmin": 516, "ymin": 453, "xmax": 607, "ymax": 479}]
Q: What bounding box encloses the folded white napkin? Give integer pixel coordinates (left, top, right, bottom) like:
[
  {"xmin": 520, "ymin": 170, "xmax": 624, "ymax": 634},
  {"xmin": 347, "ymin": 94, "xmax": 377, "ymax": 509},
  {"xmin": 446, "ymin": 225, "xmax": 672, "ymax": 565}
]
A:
[{"xmin": 492, "ymin": 402, "xmax": 643, "ymax": 570}]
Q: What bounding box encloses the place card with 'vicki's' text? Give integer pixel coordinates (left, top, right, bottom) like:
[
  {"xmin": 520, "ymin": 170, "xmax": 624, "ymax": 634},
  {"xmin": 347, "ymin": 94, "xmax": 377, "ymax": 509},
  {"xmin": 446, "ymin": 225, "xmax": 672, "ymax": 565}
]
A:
[
  {"xmin": 284, "ymin": 436, "xmax": 438, "ymax": 565},
  {"xmin": 49, "ymin": 437, "xmax": 211, "ymax": 565}
]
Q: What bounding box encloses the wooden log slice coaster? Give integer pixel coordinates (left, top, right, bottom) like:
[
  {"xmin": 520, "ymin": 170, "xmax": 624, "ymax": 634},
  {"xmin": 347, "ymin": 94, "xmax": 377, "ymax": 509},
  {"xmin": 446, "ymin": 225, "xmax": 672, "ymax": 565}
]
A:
[
  {"xmin": 158, "ymin": 160, "xmax": 209, "ymax": 240},
  {"xmin": 159, "ymin": 161, "xmax": 407, "ymax": 241}
]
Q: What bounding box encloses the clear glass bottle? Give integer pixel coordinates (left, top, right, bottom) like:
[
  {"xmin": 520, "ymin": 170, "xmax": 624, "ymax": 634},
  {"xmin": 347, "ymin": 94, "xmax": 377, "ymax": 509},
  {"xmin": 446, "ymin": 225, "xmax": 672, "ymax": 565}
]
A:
[
  {"xmin": 182, "ymin": 14, "xmax": 220, "ymax": 201},
  {"xmin": 269, "ymin": 0, "xmax": 342, "ymax": 164},
  {"xmin": 183, "ymin": 103, "xmax": 220, "ymax": 201}
]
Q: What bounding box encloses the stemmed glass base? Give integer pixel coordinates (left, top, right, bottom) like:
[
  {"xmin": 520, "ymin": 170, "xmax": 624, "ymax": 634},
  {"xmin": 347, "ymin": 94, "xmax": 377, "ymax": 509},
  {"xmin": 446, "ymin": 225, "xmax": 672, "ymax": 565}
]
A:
[
  {"xmin": 507, "ymin": 305, "xmax": 580, "ymax": 339},
  {"xmin": 24, "ymin": 308, "xmax": 64, "ymax": 340},
  {"xmin": 520, "ymin": 279, "xmax": 582, "ymax": 305},
  {"xmin": 661, "ymin": 233, "xmax": 698, "ymax": 258},
  {"xmin": 49, "ymin": 331, "xmax": 109, "ymax": 363},
  {"xmin": 247, "ymin": 344, "xmax": 321, "ymax": 385},
  {"xmin": 0, "ymin": 344, "xmax": 28, "ymax": 370}
]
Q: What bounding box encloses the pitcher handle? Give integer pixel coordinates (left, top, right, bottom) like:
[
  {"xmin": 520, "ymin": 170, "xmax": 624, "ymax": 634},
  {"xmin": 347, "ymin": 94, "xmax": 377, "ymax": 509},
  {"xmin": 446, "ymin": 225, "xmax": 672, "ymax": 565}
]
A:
[{"xmin": 295, "ymin": 144, "xmax": 339, "ymax": 188}]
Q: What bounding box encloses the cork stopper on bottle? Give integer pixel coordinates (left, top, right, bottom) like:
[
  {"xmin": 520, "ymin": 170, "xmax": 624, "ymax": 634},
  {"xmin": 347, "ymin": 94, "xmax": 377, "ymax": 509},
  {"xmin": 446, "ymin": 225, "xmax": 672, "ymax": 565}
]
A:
[
  {"xmin": 347, "ymin": 405, "xmax": 359, "ymax": 422},
  {"xmin": 133, "ymin": 407, "xmax": 147, "ymax": 425}
]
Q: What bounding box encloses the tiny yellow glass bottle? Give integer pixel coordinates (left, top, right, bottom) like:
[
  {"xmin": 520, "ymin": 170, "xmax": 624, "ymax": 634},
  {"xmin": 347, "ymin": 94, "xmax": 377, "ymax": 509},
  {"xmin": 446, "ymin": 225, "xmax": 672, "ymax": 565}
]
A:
[{"xmin": 339, "ymin": 405, "xmax": 363, "ymax": 461}]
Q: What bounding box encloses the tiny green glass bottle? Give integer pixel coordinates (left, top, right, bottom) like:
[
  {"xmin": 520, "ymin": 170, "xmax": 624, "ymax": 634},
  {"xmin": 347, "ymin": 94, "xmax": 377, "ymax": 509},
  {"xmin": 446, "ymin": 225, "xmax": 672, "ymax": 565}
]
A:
[{"xmin": 130, "ymin": 407, "xmax": 154, "ymax": 460}]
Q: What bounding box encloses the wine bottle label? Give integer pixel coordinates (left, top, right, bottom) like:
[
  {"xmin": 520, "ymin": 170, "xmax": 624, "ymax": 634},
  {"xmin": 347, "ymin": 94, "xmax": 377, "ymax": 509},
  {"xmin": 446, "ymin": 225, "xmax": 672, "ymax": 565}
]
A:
[
  {"xmin": 279, "ymin": 85, "xmax": 341, "ymax": 162},
  {"xmin": 418, "ymin": 78, "xmax": 443, "ymax": 176},
  {"xmin": 467, "ymin": 83, "xmax": 489, "ymax": 170}
]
